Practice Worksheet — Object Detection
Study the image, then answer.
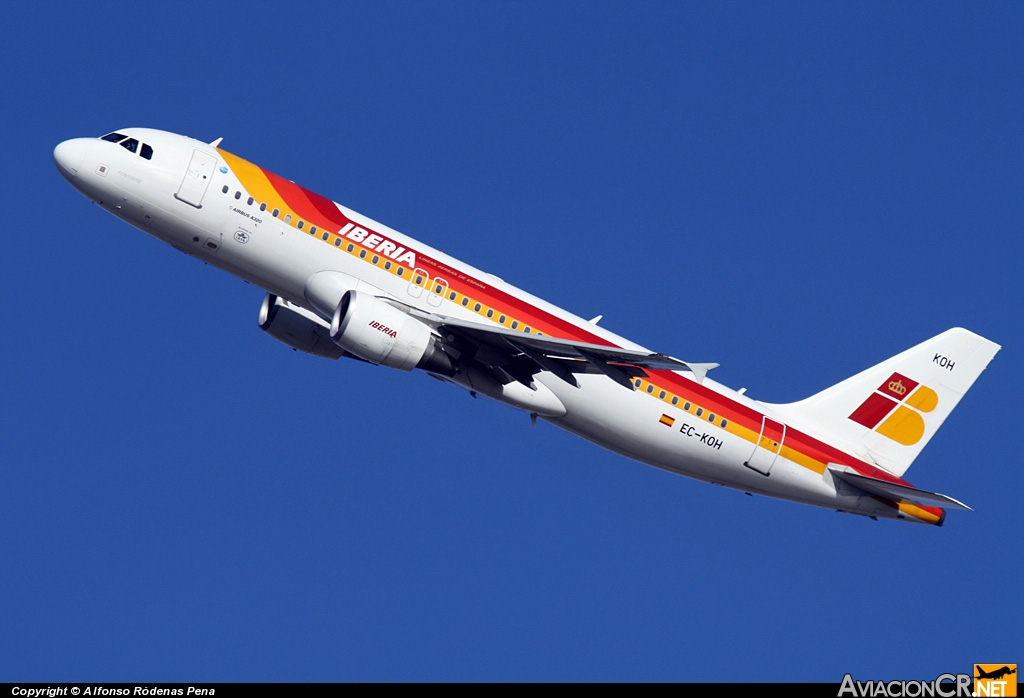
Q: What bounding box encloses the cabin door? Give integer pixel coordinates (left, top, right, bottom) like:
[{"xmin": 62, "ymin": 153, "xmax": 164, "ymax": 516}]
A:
[
  {"xmin": 175, "ymin": 149, "xmax": 216, "ymax": 208},
  {"xmin": 745, "ymin": 417, "xmax": 786, "ymax": 476}
]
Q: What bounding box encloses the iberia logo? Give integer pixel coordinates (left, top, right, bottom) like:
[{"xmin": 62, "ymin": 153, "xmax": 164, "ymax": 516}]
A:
[
  {"xmin": 848, "ymin": 372, "xmax": 938, "ymax": 445},
  {"xmin": 975, "ymin": 664, "xmax": 1017, "ymax": 697}
]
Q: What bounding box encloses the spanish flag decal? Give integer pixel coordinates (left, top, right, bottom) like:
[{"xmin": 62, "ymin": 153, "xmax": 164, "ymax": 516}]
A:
[{"xmin": 659, "ymin": 414, "xmax": 675, "ymax": 427}]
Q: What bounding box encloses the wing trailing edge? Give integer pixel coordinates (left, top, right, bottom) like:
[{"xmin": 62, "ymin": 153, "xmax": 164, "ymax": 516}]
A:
[{"xmin": 406, "ymin": 307, "xmax": 717, "ymax": 388}]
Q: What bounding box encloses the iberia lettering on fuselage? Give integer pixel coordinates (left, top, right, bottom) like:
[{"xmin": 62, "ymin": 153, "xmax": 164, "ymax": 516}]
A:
[
  {"xmin": 340, "ymin": 223, "xmax": 417, "ymax": 268},
  {"xmin": 53, "ymin": 127, "xmax": 1001, "ymax": 526}
]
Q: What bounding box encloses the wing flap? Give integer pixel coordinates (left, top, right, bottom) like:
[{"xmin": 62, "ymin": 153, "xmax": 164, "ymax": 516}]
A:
[{"xmin": 408, "ymin": 308, "xmax": 717, "ymax": 385}]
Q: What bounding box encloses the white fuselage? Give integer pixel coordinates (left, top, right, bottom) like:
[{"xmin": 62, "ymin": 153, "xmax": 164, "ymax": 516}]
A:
[{"xmin": 53, "ymin": 127, "xmax": 946, "ymax": 524}]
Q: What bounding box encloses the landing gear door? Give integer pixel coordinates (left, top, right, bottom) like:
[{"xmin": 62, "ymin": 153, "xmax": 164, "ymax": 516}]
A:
[
  {"xmin": 745, "ymin": 417, "xmax": 786, "ymax": 476},
  {"xmin": 175, "ymin": 149, "xmax": 216, "ymax": 208}
]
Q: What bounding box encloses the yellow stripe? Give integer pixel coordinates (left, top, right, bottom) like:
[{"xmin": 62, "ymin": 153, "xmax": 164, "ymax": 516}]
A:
[
  {"xmin": 218, "ymin": 149, "xmax": 300, "ymax": 223},
  {"xmin": 897, "ymin": 501, "xmax": 941, "ymax": 524}
]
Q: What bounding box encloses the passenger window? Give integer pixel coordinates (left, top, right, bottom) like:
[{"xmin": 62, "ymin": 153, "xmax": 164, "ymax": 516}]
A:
[
  {"xmin": 234, "ymin": 191, "xmax": 241, "ymax": 200},
  {"xmin": 119, "ymin": 138, "xmax": 139, "ymax": 154},
  {"xmin": 297, "ymin": 220, "xmax": 304, "ymax": 229},
  {"xmin": 140, "ymin": 143, "xmax": 153, "ymax": 160},
  {"xmin": 310, "ymin": 226, "xmax": 317, "ymax": 235},
  {"xmin": 221, "ymin": 186, "xmax": 229, "ymax": 194}
]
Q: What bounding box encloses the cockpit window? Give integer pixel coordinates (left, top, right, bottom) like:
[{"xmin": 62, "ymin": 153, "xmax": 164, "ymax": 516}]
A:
[{"xmin": 100, "ymin": 133, "xmax": 153, "ymax": 160}]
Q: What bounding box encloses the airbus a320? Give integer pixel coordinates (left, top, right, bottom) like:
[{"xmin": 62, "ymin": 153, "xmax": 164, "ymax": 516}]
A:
[{"xmin": 54, "ymin": 128, "xmax": 1000, "ymax": 525}]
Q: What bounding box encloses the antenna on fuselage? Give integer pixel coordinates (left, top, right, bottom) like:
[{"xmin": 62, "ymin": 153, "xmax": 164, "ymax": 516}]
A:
[{"xmin": 209, "ymin": 137, "xmax": 223, "ymax": 147}]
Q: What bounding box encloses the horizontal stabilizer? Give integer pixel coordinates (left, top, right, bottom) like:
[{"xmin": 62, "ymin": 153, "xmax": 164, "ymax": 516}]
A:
[{"xmin": 828, "ymin": 464, "xmax": 972, "ymax": 511}]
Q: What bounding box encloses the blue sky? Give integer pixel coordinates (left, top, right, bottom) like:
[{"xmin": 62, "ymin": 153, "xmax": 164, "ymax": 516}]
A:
[{"xmin": 1, "ymin": 1, "xmax": 1020, "ymax": 681}]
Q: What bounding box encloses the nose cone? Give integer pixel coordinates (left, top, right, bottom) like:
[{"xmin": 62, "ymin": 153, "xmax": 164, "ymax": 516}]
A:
[{"xmin": 53, "ymin": 138, "xmax": 89, "ymax": 180}]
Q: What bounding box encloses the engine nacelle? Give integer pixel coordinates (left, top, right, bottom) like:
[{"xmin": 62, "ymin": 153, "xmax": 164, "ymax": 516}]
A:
[
  {"xmin": 330, "ymin": 290, "xmax": 454, "ymax": 374},
  {"xmin": 258, "ymin": 293, "xmax": 345, "ymax": 360}
]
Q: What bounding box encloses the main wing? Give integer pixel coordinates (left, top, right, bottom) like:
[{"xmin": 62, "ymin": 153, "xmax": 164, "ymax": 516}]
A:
[{"xmin": 404, "ymin": 305, "xmax": 717, "ymax": 391}]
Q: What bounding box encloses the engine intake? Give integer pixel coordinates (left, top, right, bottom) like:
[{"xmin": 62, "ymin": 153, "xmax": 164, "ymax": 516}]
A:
[
  {"xmin": 258, "ymin": 294, "xmax": 345, "ymax": 360},
  {"xmin": 330, "ymin": 290, "xmax": 454, "ymax": 375}
]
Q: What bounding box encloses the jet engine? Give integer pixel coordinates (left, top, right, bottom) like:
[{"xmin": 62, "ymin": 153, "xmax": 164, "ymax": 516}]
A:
[
  {"xmin": 258, "ymin": 293, "xmax": 345, "ymax": 360},
  {"xmin": 330, "ymin": 290, "xmax": 454, "ymax": 375}
]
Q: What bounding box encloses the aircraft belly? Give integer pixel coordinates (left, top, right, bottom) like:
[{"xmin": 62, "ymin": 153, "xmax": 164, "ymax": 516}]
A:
[{"xmin": 545, "ymin": 376, "xmax": 872, "ymax": 512}]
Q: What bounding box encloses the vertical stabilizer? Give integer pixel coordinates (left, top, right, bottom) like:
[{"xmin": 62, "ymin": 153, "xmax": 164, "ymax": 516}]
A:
[{"xmin": 770, "ymin": 328, "xmax": 999, "ymax": 477}]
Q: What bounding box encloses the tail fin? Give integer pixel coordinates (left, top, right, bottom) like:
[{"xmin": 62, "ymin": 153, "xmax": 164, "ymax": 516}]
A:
[{"xmin": 770, "ymin": 328, "xmax": 999, "ymax": 477}]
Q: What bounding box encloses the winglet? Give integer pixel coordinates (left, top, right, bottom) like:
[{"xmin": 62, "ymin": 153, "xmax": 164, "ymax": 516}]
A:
[{"xmin": 679, "ymin": 361, "xmax": 719, "ymax": 384}]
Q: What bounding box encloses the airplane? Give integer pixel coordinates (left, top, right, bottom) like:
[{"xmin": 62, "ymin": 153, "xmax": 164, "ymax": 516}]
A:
[
  {"xmin": 53, "ymin": 128, "xmax": 1000, "ymax": 526},
  {"xmin": 976, "ymin": 667, "xmax": 1017, "ymax": 681}
]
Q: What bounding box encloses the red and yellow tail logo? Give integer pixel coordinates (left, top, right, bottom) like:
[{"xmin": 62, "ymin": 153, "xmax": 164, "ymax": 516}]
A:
[
  {"xmin": 975, "ymin": 664, "xmax": 1017, "ymax": 697},
  {"xmin": 848, "ymin": 372, "xmax": 938, "ymax": 446}
]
